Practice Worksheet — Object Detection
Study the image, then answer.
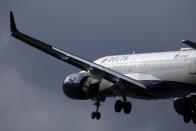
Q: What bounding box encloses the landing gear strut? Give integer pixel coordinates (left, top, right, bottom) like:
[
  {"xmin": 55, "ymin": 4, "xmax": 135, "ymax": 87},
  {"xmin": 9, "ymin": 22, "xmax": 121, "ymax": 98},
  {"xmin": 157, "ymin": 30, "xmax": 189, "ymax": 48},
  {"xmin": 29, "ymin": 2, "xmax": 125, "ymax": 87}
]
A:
[
  {"xmin": 91, "ymin": 98, "xmax": 101, "ymax": 120},
  {"xmin": 114, "ymin": 94, "xmax": 132, "ymax": 114}
]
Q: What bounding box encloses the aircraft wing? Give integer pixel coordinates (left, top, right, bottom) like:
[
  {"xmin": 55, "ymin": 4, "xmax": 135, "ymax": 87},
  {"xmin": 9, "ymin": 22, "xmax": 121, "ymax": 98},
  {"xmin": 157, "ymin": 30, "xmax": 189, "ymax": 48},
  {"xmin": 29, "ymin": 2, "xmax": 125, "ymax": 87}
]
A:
[{"xmin": 10, "ymin": 11, "xmax": 147, "ymax": 90}]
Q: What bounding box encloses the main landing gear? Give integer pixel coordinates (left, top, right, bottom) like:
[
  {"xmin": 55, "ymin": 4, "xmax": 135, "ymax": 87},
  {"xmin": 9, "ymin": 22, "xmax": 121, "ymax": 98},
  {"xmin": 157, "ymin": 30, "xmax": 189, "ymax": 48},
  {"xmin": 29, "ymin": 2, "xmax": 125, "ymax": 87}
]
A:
[
  {"xmin": 114, "ymin": 95, "xmax": 132, "ymax": 114},
  {"xmin": 183, "ymin": 113, "xmax": 196, "ymax": 124},
  {"xmin": 183, "ymin": 105, "xmax": 196, "ymax": 124},
  {"xmin": 91, "ymin": 98, "xmax": 101, "ymax": 120}
]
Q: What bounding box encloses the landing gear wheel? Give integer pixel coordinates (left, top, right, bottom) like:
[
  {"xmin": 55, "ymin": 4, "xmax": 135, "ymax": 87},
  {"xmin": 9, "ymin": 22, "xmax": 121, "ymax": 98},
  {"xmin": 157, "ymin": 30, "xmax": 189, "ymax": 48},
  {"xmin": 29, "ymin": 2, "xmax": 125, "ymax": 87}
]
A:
[
  {"xmin": 183, "ymin": 115, "xmax": 191, "ymax": 123},
  {"xmin": 114, "ymin": 95, "xmax": 132, "ymax": 114},
  {"xmin": 193, "ymin": 118, "xmax": 196, "ymax": 124},
  {"xmin": 123, "ymin": 101, "xmax": 132, "ymax": 114},
  {"xmin": 91, "ymin": 112, "xmax": 96, "ymax": 119},
  {"xmin": 96, "ymin": 112, "xmax": 101, "ymax": 120},
  {"xmin": 115, "ymin": 100, "xmax": 123, "ymax": 113},
  {"xmin": 91, "ymin": 112, "xmax": 101, "ymax": 120},
  {"xmin": 192, "ymin": 113, "xmax": 196, "ymax": 124}
]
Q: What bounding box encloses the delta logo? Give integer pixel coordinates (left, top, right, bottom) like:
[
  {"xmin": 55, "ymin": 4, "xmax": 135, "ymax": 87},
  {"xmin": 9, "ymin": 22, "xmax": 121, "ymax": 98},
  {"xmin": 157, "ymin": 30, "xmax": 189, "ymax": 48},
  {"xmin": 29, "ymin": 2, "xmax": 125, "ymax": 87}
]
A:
[{"xmin": 101, "ymin": 58, "xmax": 108, "ymax": 63}]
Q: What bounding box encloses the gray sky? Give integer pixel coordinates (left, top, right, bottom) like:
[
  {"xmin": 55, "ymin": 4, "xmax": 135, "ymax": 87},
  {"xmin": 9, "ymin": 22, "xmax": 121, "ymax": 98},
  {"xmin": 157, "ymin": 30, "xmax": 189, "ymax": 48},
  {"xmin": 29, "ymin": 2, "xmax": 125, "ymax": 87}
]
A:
[{"xmin": 0, "ymin": 0, "xmax": 196, "ymax": 130}]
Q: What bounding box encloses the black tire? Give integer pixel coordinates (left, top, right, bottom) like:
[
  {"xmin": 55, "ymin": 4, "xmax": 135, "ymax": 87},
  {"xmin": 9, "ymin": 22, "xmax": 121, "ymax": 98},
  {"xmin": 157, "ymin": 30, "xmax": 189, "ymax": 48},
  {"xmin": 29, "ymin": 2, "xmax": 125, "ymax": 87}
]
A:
[
  {"xmin": 192, "ymin": 118, "xmax": 196, "ymax": 124},
  {"xmin": 115, "ymin": 100, "xmax": 123, "ymax": 113},
  {"xmin": 123, "ymin": 102, "xmax": 132, "ymax": 114},
  {"xmin": 183, "ymin": 115, "xmax": 191, "ymax": 123},
  {"xmin": 91, "ymin": 112, "xmax": 96, "ymax": 119},
  {"xmin": 96, "ymin": 112, "xmax": 101, "ymax": 120},
  {"xmin": 192, "ymin": 112, "xmax": 196, "ymax": 124}
]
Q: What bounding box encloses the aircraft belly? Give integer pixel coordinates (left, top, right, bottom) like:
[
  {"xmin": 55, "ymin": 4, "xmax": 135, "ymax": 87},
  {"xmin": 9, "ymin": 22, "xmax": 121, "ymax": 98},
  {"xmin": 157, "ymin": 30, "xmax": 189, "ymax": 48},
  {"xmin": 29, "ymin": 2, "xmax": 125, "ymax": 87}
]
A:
[{"xmin": 144, "ymin": 80, "xmax": 196, "ymax": 99}]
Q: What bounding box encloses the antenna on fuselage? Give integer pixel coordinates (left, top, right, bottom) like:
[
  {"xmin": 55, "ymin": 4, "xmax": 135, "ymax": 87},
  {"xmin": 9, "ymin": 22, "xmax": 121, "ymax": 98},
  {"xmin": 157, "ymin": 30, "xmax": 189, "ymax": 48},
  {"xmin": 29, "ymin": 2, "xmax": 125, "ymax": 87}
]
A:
[{"xmin": 132, "ymin": 50, "xmax": 135, "ymax": 55}]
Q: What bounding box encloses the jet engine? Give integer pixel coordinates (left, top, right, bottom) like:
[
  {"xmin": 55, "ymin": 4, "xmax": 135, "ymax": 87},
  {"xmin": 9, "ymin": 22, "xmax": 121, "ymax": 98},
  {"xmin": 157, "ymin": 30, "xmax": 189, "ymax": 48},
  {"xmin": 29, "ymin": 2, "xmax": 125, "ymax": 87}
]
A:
[{"xmin": 63, "ymin": 71, "xmax": 99, "ymax": 100}]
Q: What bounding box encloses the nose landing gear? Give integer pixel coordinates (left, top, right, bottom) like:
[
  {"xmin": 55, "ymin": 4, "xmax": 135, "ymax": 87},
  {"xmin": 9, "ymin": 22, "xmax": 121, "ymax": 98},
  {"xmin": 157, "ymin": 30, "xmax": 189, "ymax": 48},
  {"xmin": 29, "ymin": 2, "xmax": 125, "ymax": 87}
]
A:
[{"xmin": 91, "ymin": 98, "xmax": 101, "ymax": 120}]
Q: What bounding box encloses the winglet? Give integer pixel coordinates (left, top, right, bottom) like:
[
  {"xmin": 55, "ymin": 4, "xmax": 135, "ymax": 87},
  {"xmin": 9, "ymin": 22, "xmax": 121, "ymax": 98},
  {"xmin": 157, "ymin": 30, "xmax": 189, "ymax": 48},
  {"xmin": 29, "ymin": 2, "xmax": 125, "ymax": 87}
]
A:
[
  {"xmin": 10, "ymin": 11, "xmax": 19, "ymax": 33},
  {"xmin": 181, "ymin": 40, "xmax": 196, "ymax": 49}
]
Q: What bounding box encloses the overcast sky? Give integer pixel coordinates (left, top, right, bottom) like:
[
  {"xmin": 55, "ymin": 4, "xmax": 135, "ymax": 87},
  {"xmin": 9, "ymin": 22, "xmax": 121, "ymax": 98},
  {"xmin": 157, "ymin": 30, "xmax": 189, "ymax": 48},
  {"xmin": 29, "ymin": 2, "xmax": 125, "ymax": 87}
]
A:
[{"xmin": 0, "ymin": 0, "xmax": 196, "ymax": 130}]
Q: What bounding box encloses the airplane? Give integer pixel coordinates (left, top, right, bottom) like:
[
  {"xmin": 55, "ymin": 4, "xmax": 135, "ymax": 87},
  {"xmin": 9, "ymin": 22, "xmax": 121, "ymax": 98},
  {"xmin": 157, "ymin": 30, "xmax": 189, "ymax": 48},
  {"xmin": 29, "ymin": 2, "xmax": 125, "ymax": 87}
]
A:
[{"xmin": 10, "ymin": 11, "xmax": 196, "ymax": 123}]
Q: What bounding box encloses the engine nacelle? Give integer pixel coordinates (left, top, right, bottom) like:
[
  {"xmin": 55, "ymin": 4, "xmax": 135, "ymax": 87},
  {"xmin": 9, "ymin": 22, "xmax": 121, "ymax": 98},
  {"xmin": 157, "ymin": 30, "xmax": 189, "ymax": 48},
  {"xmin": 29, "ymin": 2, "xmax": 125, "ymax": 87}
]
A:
[
  {"xmin": 173, "ymin": 97, "xmax": 192, "ymax": 116},
  {"xmin": 63, "ymin": 71, "xmax": 99, "ymax": 100}
]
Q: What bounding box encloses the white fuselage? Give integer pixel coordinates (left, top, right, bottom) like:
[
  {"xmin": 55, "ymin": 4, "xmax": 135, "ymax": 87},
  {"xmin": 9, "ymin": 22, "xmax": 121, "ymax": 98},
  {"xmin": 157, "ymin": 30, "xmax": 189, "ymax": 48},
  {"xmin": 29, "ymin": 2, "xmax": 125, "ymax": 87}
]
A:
[{"xmin": 94, "ymin": 49, "xmax": 196, "ymax": 85}]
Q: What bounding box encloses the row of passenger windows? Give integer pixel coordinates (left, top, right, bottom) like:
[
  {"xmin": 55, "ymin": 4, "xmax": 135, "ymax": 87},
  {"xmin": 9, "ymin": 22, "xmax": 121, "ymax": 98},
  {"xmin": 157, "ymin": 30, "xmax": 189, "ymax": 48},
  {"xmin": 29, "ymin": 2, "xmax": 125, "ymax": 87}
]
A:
[
  {"xmin": 105, "ymin": 58, "xmax": 191, "ymax": 71},
  {"xmin": 136, "ymin": 59, "xmax": 190, "ymax": 67}
]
